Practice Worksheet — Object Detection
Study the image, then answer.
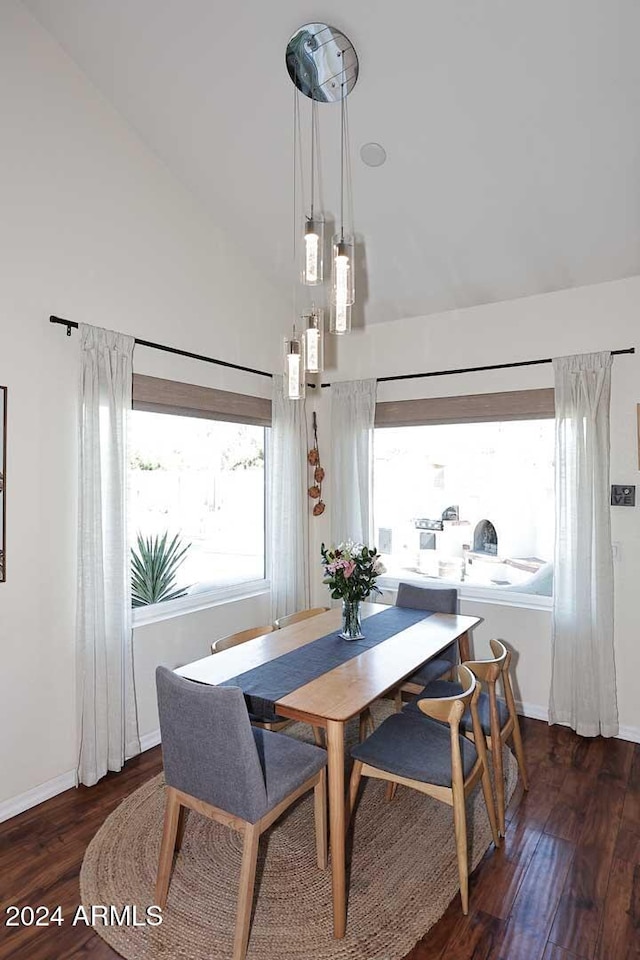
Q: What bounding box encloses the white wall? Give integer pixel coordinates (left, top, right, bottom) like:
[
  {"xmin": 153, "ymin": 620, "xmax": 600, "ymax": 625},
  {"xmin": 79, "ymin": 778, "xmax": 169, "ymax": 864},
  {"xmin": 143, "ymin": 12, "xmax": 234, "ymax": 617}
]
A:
[
  {"xmin": 317, "ymin": 276, "xmax": 640, "ymax": 738},
  {"xmin": 0, "ymin": 0, "xmax": 286, "ymax": 813}
]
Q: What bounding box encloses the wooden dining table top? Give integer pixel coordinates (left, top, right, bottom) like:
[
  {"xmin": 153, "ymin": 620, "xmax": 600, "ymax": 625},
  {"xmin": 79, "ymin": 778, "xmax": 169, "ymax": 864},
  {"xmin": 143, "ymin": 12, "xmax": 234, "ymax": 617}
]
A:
[{"xmin": 177, "ymin": 603, "xmax": 481, "ymax": 723}]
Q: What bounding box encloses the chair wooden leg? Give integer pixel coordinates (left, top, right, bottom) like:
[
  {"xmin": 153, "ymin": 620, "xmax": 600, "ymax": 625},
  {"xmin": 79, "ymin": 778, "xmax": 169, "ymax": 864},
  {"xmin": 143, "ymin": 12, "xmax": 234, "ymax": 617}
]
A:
[
  {"xmin": 365, "ymin": 708, "xmax": 375, "ymax": 737},
  {"xmin": 451, "ymin": 783, "xmax": 469, "ymax": 915},
  {"xmin": 358, "ymin": 713, "xmax": 367, "ymax": 742},
  {"xmin": 358, "ymin": 708, "xmax": 374, "ymax": 742},
  {"xmin": 348, "ymin": 760, "xmax": 363, "ymax": 820},
  {"xmin": 510, "ymin": 716, "xmax": 529, "ymax": 791},
  {"xmin": 490, "ymin": 736, "xmax": 506, "ymax": 837},
  {"xmin": 458, "ymin": 631, "xmax": 472, "ymax": 662},
  {"xmin": 175, "ymin": 805, "xmax": 188, "ymax": 852},
  {"xmin": 394, "ymin": 688, "xmax": 403, "ymax": 712},
  {"xmin": 385, "ymin": 780, "xmax": 398, "ymax": 801},
  {"xmin": 468, "ymin": 707, "xmax": 501, "ymax": 849},
  {"xmin": 155, "ymin": 787, "xmax": 181, "ymax": 908},
  {"xmin": 314, "ymin": 769, "xmax": 327, "ymax": 869},
  {"xmin": 312, "ymin": 725, "xmax": 325, "ymax": 747},
  {"xmin": 480, "ymin": 761, "xmax": 501, "ymax": 848},
  {"xmin": 502, "ymin": 663, "xmax": 529, "ymax": 791},
  {"xmin": 233, "ymin": 823, "xmax": 261, "ymax": 960}
]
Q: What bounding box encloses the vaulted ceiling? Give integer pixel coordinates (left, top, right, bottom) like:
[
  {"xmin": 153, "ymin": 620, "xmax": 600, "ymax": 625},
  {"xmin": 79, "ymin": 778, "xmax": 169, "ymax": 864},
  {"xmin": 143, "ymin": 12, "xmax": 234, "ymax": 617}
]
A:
[{"xmin": 24, "ymin": 0, "xmax": 640, "ymax": 324}]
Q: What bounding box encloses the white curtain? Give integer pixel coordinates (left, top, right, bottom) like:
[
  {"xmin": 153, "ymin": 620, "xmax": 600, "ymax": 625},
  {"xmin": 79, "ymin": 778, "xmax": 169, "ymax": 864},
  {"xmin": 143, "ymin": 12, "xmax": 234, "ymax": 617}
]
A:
[
  {"xmin": 549, "ymin": 351, "xmax": 618, "ymax": 737},
  {"xmin": 76, "ymin": 324, "xmax": 140, "ymax": 786},
  {"xmin": 330, "ymin": 379, "xmax": 377, "ymax": 545},
  {"xmin": 269, "ymin": 376, "xmax": 309, "ymax": 621}
]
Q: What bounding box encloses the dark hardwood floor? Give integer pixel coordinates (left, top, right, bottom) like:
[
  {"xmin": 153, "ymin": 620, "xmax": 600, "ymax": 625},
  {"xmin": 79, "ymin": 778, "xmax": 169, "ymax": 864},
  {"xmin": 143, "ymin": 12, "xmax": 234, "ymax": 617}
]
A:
[{"xmin": 1, "ymin": 718, "xmax": 639, "ymax": 960}]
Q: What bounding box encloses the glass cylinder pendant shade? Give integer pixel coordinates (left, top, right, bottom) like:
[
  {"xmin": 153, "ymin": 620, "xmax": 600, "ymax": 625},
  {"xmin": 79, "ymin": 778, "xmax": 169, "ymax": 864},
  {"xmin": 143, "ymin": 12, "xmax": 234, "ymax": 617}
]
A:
[
  {"xmin": 330, "ymin": 233, "xmax": 355, "ymax": 335},
  {"xmin": 302, "ymin": 217, "xmax": 324, "ymax": 285},
  {"xmin": 284, "ymin": 333, "xmax": 306, "ymax": 400},
  {"xmin": 330, "ymin": 301, "xmax": 352, "ymax": 335},
  {"xmin": 303, "ymin": 308, "xmax": 324, "ymax": 373}
]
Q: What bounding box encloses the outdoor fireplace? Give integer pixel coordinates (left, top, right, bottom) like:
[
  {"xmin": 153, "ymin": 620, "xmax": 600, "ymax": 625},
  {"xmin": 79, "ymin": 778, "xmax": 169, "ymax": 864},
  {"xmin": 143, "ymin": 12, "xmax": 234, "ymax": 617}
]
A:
[{"xmin": 473, "ymin": 519, "xmax": 498, "ymax": 556}]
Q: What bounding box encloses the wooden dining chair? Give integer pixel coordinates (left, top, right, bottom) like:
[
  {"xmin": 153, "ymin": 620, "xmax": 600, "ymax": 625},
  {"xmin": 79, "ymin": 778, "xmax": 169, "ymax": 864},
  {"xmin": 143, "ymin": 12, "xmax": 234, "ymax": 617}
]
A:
[
  {"xmin": 211, "ymin": 624, "xmax": 276, "ymax": 654},
  {"xmin": 417, "ymin": 639, "xmax": 529, "ymax": 835},
  {"xmin": 348, "ymin": 664, "xmax": 500, "ymax": 915},
  {"xmin": 155, "ymin": 667, "xmax": 327, "ymax": 960},
  {"xmin": 273, "ymin": 607, "xmax": 330, "ymax": 630},
  {"xmin": 211, "ymin": 624, "xmax": 324, "ymax": 746}
]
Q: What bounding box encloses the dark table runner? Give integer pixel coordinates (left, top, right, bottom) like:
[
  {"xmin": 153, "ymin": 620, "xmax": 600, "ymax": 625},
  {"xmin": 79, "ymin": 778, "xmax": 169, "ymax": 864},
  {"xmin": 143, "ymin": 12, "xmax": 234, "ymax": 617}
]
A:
[{"xmin": 221, "ymin": 605, "xmax": 434, "ymax": 721}]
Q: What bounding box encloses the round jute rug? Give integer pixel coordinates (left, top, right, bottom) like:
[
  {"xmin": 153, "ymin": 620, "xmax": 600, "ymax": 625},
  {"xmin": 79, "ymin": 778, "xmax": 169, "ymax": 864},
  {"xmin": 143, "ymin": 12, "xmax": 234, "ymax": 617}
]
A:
[{"xmin": 80, "ymin": 708, "xmax": 518, "ymax": 960}]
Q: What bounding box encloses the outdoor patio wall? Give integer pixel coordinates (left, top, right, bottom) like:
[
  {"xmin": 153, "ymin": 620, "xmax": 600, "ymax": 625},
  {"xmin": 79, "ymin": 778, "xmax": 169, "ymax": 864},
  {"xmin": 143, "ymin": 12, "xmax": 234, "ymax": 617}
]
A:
[
  {"xmin": 310, "ymin": 274, "xmax": 640, "ymax": 741},
  {"xmin": 0, "ymin": 1, "xmax": 284, "ymax": 815}
]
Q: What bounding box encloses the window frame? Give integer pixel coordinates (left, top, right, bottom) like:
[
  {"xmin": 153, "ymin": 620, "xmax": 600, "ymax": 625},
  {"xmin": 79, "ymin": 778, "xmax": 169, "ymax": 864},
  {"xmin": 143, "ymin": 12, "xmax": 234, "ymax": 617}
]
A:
[
  {"xmin": 373, "ymin": 388, "xmax": 555, "ymax": 609},
  {"xmin": 130, "ymin": 375, "xmax": 271, "ymax": 624}
]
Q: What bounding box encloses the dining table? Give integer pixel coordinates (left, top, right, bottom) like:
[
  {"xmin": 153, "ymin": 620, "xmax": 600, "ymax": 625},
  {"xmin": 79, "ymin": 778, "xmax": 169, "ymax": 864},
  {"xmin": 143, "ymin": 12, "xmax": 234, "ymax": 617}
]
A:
[{"xmin": 176, "ymin": 601, "xmax": 481, "ymax": 938}]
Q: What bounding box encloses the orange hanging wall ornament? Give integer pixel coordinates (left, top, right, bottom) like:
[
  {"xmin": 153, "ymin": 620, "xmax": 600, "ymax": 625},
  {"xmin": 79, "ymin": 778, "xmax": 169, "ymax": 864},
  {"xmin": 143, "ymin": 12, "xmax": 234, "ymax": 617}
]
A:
[{"xmin": 308, "ymin": 411, "xmax": 325, "ymax": 516}]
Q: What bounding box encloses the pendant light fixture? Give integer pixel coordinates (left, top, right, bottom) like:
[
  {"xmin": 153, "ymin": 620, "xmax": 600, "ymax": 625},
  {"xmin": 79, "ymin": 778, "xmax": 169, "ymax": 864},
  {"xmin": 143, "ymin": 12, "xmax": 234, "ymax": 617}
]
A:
[
  {"xmin": 330, "ymin": 68, "xmax": 355, "ymax": 336},
  {"xmin": 303, "ymin": 306, "xmax": 324, "ymax": 374},
  {"xmin": 283, "ymin": 325, "xmax": 306, "ymax": 400},
  {"xmin": 301, "ymin": 98, "xmax": 325, "ymax": 374},
  {"xmin": 302, "ymin": 100, "xmax": 324, "ymax": 287},
  {"xmin": 284, "ymin": 23, "xmax": 359, "ymax": 396}
]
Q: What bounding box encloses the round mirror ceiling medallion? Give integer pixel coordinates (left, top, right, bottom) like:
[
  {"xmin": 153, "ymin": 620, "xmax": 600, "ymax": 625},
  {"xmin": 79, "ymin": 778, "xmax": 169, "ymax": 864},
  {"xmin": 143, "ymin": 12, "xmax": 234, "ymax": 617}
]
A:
[{"xmin": 286, "ymin": 23, "xmax": 358, "ymax": 102}]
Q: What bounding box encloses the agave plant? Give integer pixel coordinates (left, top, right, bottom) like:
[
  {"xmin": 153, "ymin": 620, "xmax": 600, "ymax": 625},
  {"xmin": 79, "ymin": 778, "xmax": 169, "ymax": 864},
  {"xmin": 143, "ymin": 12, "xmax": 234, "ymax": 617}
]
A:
[{"xmin": 131, "ymin": 531, "xmax": 191, "ymax": 607}]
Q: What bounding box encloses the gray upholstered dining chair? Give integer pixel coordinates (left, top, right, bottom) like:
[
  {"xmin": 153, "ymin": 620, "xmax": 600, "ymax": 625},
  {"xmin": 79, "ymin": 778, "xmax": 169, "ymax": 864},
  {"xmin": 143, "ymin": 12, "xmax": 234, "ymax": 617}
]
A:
[
  {"xmin": 394, "ymin": 582, "xmax": 460, "ymax": 698},
  {"xmin": 155, "ymin": 666, "xmax": 327, "ymax": 960},
  {"xmin": 348, "ymin": 664, "xmax": 500, "ymax": 915}
]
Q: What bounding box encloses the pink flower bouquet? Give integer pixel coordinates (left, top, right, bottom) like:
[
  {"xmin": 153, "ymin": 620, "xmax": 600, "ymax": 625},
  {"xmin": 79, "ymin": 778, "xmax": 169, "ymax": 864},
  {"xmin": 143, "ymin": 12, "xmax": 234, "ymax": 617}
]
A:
[{"xmin": 321, "ymin": 540, "xmax": 386, "ymax": 602}]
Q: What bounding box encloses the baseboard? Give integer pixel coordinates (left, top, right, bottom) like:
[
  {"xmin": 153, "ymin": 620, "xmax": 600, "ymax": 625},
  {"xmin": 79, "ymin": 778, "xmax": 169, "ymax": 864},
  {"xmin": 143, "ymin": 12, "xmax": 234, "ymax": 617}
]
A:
[
  {"xmin": 617, "ymin": 724, "xmax": 640, "ymax": 744},
  {"xmin": 516, "ymin": 699, "xmax": 640, "ymax": 744},
  {"xmin": 139, "ymin": 728, "xmax": 161, "ymax": 751},
  {"xmin": 516, "ymin": 699, "xmax": 549, "ymax": 722},
  {"xmin": 0, "ymin": 769, "xmax": 77, "ymax": 824},
  {"xmin": 0, "ymin": 731, "xmax": 162, "ymax": 825}
]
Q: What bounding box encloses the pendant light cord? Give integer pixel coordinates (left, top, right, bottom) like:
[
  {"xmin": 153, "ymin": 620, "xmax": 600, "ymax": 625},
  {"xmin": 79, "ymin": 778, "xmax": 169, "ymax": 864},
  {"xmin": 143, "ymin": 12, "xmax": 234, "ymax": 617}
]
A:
[
  {"xmin": 292, "ymin": 85, "xmax": 300, "ymax": 333},
  {"xmin": 344, "ymin": 83, "xmax": 355, "ymax": 237},
  {"xmin": 310, "ymin": 97, "xmax": 316, "ymax": 219},
  {"xmin": 340, "ymin": 54, "xmax": 345, "ymax": 241}
]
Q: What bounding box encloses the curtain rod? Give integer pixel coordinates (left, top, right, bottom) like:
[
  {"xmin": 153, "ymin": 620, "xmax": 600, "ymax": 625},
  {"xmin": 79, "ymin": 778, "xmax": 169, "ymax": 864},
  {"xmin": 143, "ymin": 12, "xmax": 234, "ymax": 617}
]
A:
[
  {"xmin": 316, "ymin": 346, "xmax": 635, "ymax": 387},
  {"xmin": 50, "ymin": 316, "xmax": 634, "ymax": 387},
  {"xmin": 49, "ymin": 315, "xmax": 273, "ymax": 380}
]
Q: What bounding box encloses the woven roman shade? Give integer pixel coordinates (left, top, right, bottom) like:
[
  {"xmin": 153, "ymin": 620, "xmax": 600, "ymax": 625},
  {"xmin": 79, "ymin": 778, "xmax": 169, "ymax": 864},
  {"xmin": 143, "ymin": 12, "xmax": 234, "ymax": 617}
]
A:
[
  {"xmin": 375, "ymin": 388, "xmax": 554, "ymax": 427},
  {"xmin": 132, "ymin": 375, "xmax": 271, "ymax": 426}
]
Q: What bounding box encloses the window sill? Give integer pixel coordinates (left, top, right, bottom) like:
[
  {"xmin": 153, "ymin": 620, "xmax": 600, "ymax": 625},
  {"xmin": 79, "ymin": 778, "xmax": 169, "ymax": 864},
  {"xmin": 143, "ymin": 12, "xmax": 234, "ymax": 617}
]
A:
[
  {"xmin": 132, "ymin": 579, "xmax": 271, "ymax": 627},
  {"xmin": 377, "ymin": 574, "xmax": 552, "ymax": 612}
]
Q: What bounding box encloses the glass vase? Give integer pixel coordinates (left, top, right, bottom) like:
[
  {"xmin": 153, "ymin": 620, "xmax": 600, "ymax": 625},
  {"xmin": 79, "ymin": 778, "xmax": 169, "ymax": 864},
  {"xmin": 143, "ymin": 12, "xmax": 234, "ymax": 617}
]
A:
[{"xmin": 340, "ymin": 599, "xmax": 364, "ymax": 640}]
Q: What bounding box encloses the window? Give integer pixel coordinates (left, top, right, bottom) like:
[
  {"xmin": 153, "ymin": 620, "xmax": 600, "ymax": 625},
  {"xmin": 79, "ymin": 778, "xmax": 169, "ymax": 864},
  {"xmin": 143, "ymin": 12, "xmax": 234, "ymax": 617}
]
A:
[
  {"xmin": 373, "ymin": 392, "xmax": 555, "ymax": 598},
  {"xmin": 129, "ymin": 376, "xmax": 269, "ymax": 612}
]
